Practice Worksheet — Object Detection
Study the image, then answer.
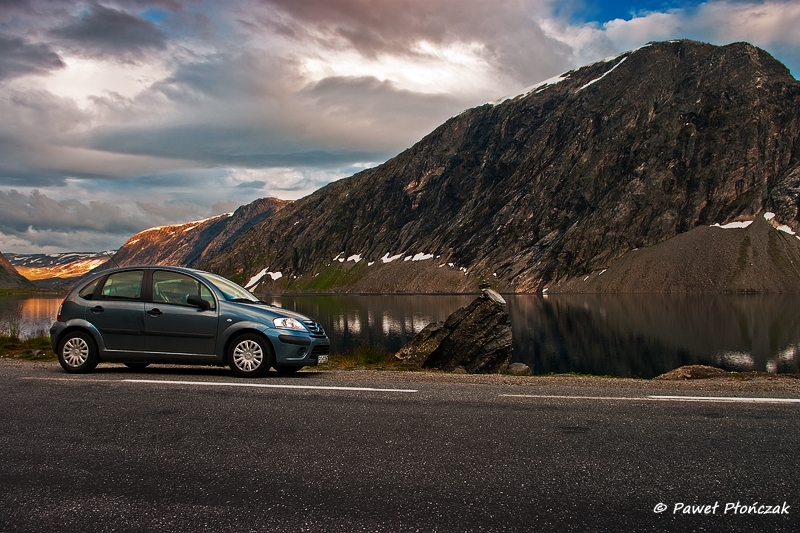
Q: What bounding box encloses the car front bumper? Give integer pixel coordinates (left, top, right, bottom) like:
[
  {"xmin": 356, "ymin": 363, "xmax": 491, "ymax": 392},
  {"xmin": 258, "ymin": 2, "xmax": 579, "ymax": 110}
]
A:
[{"xmin": 271, "ymin": 331, "xmax": 330, "ymax": 366}]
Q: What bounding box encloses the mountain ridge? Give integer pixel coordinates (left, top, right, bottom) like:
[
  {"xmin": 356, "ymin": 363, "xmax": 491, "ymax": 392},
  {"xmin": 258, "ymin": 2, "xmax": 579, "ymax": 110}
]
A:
[
  {"xmin": 200, "ymin": 40, "xmax": 800, "ymax": 293},
  {"xmin": 15, "ymin": 40, "xmax": 800, "ymax": 294},
  {"xmin": 8, "ymin": 251, "xmax": 114, "ymax": 281},
  {"xmin": 109, "ymin": 197, "xmax": 290, "ymax": 269},
  {"xmin": 0, "ymin": 252, "xmax": 35, "ymax": 289}
]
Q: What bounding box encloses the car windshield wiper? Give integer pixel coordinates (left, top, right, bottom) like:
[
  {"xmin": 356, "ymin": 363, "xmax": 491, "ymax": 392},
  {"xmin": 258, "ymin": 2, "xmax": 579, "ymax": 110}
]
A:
[{"xmin": 227, "ymin": 297, "xmax": 273, "ymax": 306}]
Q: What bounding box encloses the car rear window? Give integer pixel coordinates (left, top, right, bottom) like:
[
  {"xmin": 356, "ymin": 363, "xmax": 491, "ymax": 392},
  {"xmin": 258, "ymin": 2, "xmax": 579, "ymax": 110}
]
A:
[
  {"xmin": 99, "ymin": 270, "xmax": 143, "ymax": 300},
  {"xmin": 78, "ymin": 279, "xmax": 100, "ymax": 300}
]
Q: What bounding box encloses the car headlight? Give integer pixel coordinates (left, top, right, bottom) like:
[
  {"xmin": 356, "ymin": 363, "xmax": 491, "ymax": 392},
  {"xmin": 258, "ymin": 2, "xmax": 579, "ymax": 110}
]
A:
[{"xmin": 273, "ymin": 317, "xmax": 307, "ymax": 331}]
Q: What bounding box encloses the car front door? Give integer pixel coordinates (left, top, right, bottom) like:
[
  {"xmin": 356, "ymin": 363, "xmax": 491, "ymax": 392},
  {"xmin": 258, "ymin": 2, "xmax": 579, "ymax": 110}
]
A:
[
  {"xmin": 145, "ymin": 270, "xmax": 218, "ymax": 355},
  {"xmin": 87, "ymin": 270, "xmax": 146, "ymax": 352}
]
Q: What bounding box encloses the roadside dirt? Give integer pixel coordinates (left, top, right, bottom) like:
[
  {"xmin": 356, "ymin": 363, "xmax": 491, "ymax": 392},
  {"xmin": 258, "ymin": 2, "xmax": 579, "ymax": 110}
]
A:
[
  {"xmin": 320, "ymin": 367, "xmax": 800, "ymax": 393},
  {"xmin": 7, "ymin": 359, "xmax": 796, "ymax": 394}
]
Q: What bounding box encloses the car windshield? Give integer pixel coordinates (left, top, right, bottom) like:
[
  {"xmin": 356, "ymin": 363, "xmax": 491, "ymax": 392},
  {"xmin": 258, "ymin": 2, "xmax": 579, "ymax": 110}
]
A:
[{"xmin": 203, "ymin": 272, "xmax": 260, "ymax": 302}]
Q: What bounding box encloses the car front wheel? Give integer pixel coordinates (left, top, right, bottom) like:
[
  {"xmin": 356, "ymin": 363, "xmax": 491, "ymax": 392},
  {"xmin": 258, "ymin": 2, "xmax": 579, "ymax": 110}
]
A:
[
  {"xmin": 228, "ymin": 333, "xmax": 273, "ymax": 378},
  {"xmin": 58, "ymin": 331, "xmax": 99, "ymax": 374}
]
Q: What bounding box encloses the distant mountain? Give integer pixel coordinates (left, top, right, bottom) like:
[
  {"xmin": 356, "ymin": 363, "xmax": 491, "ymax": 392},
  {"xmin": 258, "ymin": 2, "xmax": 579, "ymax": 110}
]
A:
[
  {"xmin": 198, "ymin": 40, "xmax": 800, "ymax": 293},
  {"xmin": 0, "ymin": 252, "xmax": 35, "ymax": 289},
  {"xmin": 107, "ymin": 197, "xmax": 289, "ymax": 268},
  {"xmin": 8, "ymin": 251, "xmax": 114, "ymax": 281}
]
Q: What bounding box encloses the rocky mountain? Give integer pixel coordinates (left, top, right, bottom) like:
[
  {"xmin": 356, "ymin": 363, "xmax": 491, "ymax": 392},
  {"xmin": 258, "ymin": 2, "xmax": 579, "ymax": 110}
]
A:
[
  {"xmin": 0, "ymin": 252, "xmax": 34, "ymax": 289},
  {"xmin": 551, "ymin": 213, "xmax": 800, "ymax": 292},
  {"xmin": 8, "ymin": 251, "xmax": 114, "ymax": 281},
  {"xmin": 200, "ymin": 40, "xmax": 800, "ymax": 293},
  {"xmin": 108, "ymin": 197, "xmax": 289, "ymax": 269}
]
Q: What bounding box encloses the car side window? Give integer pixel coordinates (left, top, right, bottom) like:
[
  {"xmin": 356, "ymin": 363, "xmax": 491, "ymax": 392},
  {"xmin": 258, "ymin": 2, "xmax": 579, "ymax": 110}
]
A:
[
  {"xmin": 99, "ymin": 270, "xmax": 143, "ymax": 300},
  {"xmin": 78, "ymin": 279, "xmax": 101, "ymax": 300},
  {"xmin": 153, "ymin": 271, "xmax": 216, "ymax": 310}
]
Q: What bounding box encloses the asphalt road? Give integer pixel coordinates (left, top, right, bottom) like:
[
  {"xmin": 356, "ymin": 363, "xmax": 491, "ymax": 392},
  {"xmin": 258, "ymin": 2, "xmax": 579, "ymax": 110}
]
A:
[{"xmin": 1, "ymin": 362, "xmax": 798, "ymax": 532}]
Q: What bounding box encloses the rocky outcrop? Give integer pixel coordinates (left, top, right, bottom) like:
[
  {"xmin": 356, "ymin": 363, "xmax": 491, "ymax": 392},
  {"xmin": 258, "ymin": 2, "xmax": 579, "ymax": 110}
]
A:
[
  {"xmin": 203, "ymin": 40, "xmax": 800, "ymax": 293},
  {"xmin": 395, "ymin": 289, "xmax": 512, "ymax": 373},
  {"xmin": 506, "ymin": 362, "xmax": 533, "ymax": 376}
]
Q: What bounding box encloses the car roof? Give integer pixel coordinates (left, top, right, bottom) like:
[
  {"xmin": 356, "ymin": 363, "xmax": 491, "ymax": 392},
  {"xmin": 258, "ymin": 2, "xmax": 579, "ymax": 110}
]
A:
[
  {"xmin": 97, "ymin": 264, "xmax": 207, "ymax": 274},
  {"xmin": 77, "ymin": 264, "xmax": 214, "ymax": 285}
]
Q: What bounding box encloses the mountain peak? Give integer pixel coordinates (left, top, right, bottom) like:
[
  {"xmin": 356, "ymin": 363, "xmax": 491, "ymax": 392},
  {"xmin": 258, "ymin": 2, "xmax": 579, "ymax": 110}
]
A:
[{"xmin": 194, "ymin": 40, "xmax": 799, "ymax": 293}]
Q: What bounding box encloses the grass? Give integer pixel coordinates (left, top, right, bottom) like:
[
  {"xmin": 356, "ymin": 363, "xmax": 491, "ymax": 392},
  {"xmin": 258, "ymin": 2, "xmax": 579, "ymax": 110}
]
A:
[
  {"xmin": 0, "ymin": 334, "xmax": 56, "ymax": 361},
  {"xmin": 325, "ymin": 343, "xmax": 406, "ymax": 370},
  {"xmin": 294, "ymin": 261, "xmax": 367, "ymax": 292}
]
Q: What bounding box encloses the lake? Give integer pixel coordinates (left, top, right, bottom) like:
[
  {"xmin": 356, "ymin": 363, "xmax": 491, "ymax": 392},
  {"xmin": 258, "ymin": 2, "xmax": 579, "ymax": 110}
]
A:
[{"xmin": 5, "ymin": 293, "xmax": 798, "ymax": 378}]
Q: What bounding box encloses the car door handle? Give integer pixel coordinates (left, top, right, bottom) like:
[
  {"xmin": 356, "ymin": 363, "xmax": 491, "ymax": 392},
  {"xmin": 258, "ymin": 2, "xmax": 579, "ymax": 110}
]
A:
[
  {"xmin": 90, "ymin": 305, "xmax": 104, "ymax": 313},
  {"xmin": 147, "ymin": 308, "xmax": 163, "ymax": 316}
]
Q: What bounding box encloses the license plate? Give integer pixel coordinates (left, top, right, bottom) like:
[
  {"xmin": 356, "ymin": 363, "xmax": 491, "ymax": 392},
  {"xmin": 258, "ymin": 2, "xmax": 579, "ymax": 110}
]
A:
[{"xmin": 317, "ymin": 354, "xmax": 329, "ymax": 365}]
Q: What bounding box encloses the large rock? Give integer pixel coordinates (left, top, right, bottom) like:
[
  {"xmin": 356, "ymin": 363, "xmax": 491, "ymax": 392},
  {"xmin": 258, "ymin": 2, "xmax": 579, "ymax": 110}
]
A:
[
  {"xmin": 653, "ymin": 365, "xmax": 728, "ymax": 380},
  {"xmin": 395, "ymin": 289, "xmax": 512, "ymax": 373}
]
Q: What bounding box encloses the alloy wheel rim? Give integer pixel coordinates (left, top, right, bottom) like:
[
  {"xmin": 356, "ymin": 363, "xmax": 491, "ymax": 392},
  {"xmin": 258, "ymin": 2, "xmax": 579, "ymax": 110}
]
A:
[
  {"xmin": 63, "ymin": 337, "xmax": 89, "ymax": 367},
  {"xmin": 233, "ymin": 340, "xmax": 263, "ymax": 372}
]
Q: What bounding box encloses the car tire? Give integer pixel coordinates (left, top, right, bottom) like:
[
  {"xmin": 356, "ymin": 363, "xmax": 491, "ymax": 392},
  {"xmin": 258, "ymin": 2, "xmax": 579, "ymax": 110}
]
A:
[
  {"xmin": 228, "ymin": 333, "xmax": 273, "ymax": 378},
  {"xmin": 123, "ymin": 362, "xmax": 151, "ymax": 370},
  {"xmin": 275, "ymin": 366, "xmax": 302, "ymax": 374},
  {"xmin": 57, "ymin": 331, "xmax": 99, "ymax": 374}
]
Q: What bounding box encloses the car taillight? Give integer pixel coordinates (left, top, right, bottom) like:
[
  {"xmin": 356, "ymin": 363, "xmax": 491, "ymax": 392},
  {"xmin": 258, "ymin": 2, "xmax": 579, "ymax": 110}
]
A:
[{"xmin": 56, "ymin": 300, "xmax": 65, "ymax": 322}]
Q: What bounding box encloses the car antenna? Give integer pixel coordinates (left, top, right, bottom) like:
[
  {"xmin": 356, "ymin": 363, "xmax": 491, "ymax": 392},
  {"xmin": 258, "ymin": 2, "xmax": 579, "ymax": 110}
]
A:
[{"xmin": 104, "ymin": 250, "xmax": 121, "ymax": 269}]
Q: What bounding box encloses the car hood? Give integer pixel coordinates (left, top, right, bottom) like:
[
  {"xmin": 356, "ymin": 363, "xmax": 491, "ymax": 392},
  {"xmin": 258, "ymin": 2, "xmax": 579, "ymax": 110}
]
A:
[{"xmin": 220, "ymin": 300, "xmax": 316, "ymax": 324}]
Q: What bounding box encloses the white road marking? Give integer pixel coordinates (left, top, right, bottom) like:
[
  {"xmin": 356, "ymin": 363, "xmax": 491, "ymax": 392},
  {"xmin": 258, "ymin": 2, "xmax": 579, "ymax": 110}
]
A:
[
  {"xmin": 24, "ymin": 377, "xmax": 117, "ymax": 383},
  {"xmin": 650, "ymin": 395, "xmax": 800, "ymax": 404},
  {"xmin": 501, "ymin": 394, "xmax": 800, "ymax": 404},
  {"xmin": 502, "ymin": 394, "xmax": 650, "ymax": 401},
  {"xmin": 124, "ymin": 379, "xmax": 418, "ymax": 393}
]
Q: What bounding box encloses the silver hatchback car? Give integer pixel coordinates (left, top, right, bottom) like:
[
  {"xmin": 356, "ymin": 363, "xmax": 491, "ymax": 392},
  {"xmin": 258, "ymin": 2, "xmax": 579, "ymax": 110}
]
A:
[{"xmin": 50, "ymin": 266, "xmax": 330, "ymax": 377}]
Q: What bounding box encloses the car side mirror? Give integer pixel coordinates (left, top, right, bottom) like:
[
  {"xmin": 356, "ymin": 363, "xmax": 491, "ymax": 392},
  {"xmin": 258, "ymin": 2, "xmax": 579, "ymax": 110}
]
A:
[{"xmin": 187, "ymin": 295, "xmax": 211, "ymax": 310}]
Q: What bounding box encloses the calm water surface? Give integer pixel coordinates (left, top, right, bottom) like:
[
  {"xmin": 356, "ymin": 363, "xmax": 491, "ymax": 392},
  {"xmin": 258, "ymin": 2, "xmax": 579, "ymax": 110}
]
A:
[{"xmin": 6, "ymin": 293, "xmax": 799, "ymax": 378}]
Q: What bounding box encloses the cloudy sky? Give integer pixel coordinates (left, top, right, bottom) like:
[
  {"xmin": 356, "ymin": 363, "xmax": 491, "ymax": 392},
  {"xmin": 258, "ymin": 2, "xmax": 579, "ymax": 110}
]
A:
[{"xmin": 1, "ymin": 0, "xmax": 798, "ymax": 253}]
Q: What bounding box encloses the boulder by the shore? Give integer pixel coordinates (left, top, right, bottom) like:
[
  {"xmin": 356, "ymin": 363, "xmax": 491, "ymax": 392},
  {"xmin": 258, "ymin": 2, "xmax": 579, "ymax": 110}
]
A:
[
  {"xmin": 395, "ymin": 288, "xmax": 512, "ymax": 373},
  {"xmin": 654, "ymin": 365, "xmax": 730, "ymax": 380}
]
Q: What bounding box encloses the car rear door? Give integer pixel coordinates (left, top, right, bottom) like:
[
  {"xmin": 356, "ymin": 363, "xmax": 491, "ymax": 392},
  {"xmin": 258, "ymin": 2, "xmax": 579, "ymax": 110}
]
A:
[
  {"xmin": 144, "ymin": 270, "xmax": 218, "ymax": 355},
  {"xmin": 86, "ymin": 269, "xmax": 146, "ymax": 352}
]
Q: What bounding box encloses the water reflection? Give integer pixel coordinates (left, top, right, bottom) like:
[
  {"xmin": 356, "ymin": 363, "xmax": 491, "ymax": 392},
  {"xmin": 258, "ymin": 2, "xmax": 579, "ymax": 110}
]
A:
[
  {"xmin": 0, "ymin": 296, "xmax": 61, "ymax": 338},
  {"xmin": 270, "ymin": 294, "xmax": 475, "ymax": 356},
  {"xmin": 8, "ymin": 293, "xmax": 800, "ymax": 378},
  {"xmin": 274, "ymin": 293, "xmax": 800, "ymax": 377},
  {"xmin": 510, "ymin": 294, "xmax": 800, "ymax": 377}
]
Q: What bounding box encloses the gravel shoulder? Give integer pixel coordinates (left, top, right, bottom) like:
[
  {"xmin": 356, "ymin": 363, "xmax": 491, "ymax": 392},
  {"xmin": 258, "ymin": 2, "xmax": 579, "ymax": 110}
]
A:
[
  {"xmin": 6, "ymin": 358, "xmax": 799, "ymax": 394},
  {"xmin": 319, "ymin": 368, "xmax": 800, "ymax": 393}
]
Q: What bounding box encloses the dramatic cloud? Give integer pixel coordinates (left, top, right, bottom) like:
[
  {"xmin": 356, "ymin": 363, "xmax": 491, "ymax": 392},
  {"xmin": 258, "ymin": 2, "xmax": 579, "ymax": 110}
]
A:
[
  {"xmin": 0, "ymin": 35, "xmax": 64, "ymax": 80},
  {"xmin": 0, "ymin": 0, "xmax": 797, "ymax": 252},
  {"xmin": 50, "ymin": 4, "xmax": 168, "ymax": 60}
]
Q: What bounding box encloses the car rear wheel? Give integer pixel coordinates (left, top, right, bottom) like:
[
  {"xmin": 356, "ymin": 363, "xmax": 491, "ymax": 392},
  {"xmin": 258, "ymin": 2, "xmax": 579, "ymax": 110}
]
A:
[
  {"xmin": 57, "ymin": 331, "xmax": 99, "ymax": 374},
  {"xmin": 228, "ymin": 333, "xmax": 273, "ymax": 378}
]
